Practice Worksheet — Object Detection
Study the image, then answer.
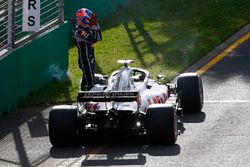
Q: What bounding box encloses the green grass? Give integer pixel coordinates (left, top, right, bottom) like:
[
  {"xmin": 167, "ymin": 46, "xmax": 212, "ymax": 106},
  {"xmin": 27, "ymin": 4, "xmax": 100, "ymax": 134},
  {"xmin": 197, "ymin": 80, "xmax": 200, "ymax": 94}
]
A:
[{"xmin": 19, "ymin": 0, "xmax": 250, "ymax": 107}]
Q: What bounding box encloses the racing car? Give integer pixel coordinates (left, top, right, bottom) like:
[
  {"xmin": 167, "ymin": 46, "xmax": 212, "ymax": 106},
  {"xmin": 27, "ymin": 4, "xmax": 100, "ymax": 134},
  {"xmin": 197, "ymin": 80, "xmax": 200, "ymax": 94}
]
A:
[{"xmin": 49, "ymin": 60, "xmax": 203, "ymax": 146}]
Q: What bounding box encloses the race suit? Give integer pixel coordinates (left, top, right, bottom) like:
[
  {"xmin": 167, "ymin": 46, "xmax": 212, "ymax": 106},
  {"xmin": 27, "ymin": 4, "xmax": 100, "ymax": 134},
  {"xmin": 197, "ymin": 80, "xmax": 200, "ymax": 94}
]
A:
[{"xmin": 73, "ymin": 24, "xmax": 102, "ymax": 90}]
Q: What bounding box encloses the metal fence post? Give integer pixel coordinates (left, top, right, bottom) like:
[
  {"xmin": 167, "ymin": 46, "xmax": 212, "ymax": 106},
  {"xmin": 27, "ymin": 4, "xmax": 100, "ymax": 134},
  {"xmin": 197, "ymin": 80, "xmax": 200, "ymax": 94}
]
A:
[
  {"xmin": 7, "ymin": 0, "xmax": 14, "ymax": 49},
  {"xmin": 58, "ymin": 0, "xmax": 64, "ymax": 24}
]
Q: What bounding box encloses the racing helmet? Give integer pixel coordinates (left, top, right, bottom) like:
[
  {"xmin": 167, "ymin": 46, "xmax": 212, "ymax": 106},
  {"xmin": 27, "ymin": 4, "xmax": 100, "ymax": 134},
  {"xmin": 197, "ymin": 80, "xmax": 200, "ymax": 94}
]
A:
[{"xmin": 76, "ymin": 8, "xmax": 97, "ymax": 28}]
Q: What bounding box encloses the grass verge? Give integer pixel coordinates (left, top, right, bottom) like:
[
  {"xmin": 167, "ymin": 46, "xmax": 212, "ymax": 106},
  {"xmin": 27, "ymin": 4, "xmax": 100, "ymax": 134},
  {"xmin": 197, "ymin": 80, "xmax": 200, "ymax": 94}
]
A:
[{"xmin": 19, "ymin": 0, "xmax": 250, "ymax": 107}]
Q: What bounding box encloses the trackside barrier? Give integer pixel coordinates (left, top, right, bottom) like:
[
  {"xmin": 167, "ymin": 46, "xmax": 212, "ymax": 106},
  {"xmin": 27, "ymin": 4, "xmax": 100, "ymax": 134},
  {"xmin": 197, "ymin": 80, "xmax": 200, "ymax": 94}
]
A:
[
  {"xmin": 0, "ymin": 0, "xmax": 68, "ymax": 117},
  {"xmin": 0, "ymin": 22, "xmax": 69, "ymax": 117}
]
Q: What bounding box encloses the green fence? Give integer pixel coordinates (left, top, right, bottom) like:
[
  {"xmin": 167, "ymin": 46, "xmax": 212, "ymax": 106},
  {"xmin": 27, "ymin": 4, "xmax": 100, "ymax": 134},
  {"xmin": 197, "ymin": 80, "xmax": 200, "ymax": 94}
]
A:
[{"xmin": 0, "ymin": 22, "xmax": 69, "ymax": 117}]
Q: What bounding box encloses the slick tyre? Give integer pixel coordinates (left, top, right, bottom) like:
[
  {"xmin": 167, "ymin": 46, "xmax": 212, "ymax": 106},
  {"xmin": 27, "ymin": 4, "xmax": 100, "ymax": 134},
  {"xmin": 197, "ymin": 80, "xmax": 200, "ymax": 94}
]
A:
[
  {"xmin": 49, "ymin": 107, "xmax": 78, "ymax": 147},
  {"xmin": 177, "ymin": 73, "xmax": 204, "ymax": 113},
  {"xmin": 147, "ymin": 104, "xmax": 177, "ymax": 145}
]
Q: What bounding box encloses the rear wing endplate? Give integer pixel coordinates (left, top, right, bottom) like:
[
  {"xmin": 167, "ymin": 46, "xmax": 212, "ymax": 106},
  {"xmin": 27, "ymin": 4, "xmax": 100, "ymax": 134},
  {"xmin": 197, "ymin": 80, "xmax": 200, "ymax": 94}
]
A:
[{"xmin": 77, "ymin": 91, "xmax": 139, "ymax": 102}]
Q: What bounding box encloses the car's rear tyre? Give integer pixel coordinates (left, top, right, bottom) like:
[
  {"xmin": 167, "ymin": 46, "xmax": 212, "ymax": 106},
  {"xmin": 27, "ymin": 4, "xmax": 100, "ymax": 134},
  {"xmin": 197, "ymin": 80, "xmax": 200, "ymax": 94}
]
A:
[
  {"xmin": 146, "ymin": 104, "xmax": 177, "ymax": 145},
  {"xmin": 177, "ymin": 73, "xmax": 204, "ymax": 113},
  {"xmin": 49, "ymin": 106, "xmax": 78, "ymax": 147}
]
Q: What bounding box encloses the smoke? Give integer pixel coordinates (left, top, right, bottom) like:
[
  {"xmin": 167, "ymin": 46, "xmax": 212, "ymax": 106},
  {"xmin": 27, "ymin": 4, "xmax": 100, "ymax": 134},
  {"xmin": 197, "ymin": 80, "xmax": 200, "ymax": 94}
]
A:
[
  {"xmin": 180, "ymin": 33, "xmax": 198, "ymax": 67},
  {"xmin": 48, "ymin": 64, "xmax": 67, "ymax": 81}
]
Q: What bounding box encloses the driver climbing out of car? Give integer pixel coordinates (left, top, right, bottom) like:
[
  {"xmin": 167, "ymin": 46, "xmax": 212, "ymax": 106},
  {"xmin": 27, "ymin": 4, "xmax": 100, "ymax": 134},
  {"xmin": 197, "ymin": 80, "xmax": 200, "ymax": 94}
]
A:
[{"xmin": 73, "ymin": 8, "xmax": 102, "ymax": 90}]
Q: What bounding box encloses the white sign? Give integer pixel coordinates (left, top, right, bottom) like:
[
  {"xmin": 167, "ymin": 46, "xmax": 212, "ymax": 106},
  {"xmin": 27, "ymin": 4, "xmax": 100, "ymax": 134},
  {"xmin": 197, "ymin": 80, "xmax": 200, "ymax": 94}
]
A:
[{"xmin": 22, "ymin": 0, "xmax": 40, "ymax": 32}]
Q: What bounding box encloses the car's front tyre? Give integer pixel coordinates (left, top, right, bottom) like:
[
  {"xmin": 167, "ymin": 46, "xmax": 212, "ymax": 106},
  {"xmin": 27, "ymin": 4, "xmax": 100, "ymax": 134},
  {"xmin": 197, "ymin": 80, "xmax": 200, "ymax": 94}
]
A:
[{"xmin": 177, "ymin": 73, "xmax": 204, "ymax": 113}]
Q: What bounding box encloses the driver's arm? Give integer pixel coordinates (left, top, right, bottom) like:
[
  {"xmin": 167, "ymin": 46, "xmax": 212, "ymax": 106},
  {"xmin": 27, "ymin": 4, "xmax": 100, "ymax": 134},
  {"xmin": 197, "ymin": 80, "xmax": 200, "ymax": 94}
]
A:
[{"xmin": 75, "ymin": 26, "xmax": 102, "ymax": 43}]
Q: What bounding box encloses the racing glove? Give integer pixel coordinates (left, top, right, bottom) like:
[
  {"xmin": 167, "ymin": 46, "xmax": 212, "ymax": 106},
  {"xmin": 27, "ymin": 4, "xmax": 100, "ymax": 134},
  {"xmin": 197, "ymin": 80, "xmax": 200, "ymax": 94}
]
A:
[{"xmin": 75, "ymin": 28, "xmax": 101, "ymax": 43}]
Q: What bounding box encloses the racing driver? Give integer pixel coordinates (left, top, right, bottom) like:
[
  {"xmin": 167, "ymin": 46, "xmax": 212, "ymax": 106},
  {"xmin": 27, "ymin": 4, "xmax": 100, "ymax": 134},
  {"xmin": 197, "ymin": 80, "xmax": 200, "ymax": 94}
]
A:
[{"xmin": 73, "ymin": 8, "xmax": 102, "ymax": 90}]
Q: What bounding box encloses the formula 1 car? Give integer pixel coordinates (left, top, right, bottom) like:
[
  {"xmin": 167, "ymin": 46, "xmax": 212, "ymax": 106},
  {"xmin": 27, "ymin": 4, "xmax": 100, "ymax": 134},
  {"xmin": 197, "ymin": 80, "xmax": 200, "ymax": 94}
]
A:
[{"xmin": 49, "ymin": 60, "xmax": 203, "ymax": 146}]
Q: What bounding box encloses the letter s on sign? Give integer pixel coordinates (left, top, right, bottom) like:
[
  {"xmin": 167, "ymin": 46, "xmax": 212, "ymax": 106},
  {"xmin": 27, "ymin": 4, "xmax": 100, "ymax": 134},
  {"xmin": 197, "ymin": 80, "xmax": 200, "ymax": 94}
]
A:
[{"xmin": 28, "ymin": 16, "xmax": 35, "ymax": 26}]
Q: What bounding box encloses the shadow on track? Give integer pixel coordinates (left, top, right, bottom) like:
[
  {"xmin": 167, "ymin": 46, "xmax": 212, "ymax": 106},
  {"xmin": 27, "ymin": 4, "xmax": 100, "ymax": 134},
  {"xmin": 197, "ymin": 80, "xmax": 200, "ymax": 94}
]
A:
[
  {"xmin": 0, "ymin": 107, "xmax": 50, "ymax": 167},
  {"xmin": 79, "ymin": 144, "xmax": 180, "ymax": 166},
  {"xmin": 48, "ymin": 111, "xmax": 207, "ymax": 166},
  {"xmin": 180, "ymin": 111, "xmax": 206, "ymax": 123},
  {"xmin": 49, "ymin": 132, "xmax": 181, "ymax": 166},
  {"xmin": 50, "ymin": 147, "xmax": 89, "ymax": 158}
]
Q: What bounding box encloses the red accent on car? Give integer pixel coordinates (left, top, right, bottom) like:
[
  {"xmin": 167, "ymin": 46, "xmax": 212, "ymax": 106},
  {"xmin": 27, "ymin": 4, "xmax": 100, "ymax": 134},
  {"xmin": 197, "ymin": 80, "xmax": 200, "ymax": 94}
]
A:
[{"xmin": 147, "ymin": 99, "xmax": 152, "ymax": 105}]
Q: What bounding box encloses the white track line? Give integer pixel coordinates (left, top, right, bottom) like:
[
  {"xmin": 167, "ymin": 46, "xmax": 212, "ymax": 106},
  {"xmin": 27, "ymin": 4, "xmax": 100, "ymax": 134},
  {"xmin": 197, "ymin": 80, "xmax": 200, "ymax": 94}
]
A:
[
  {"xmin": 205, "ymin": 100, "xmax": 250, "ymax": 103},
  {"xmin": 167, "ymin": 100, "xmax": 250, "ymax": 104}
]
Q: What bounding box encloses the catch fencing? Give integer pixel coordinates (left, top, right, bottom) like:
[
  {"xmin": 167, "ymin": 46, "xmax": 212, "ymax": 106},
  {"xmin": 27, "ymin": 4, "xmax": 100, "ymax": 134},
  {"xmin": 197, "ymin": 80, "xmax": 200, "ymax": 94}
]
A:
[{"xmin": 0, "ymin": 0, "xmax": 64, "ymax": 55}]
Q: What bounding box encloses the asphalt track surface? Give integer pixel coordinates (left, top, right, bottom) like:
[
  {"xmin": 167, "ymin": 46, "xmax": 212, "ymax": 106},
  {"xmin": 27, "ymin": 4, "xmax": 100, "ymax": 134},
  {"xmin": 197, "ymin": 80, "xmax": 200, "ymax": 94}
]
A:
[{"xmin": 1, "ymin": 38, "xmax": 250, "ymax": 167}]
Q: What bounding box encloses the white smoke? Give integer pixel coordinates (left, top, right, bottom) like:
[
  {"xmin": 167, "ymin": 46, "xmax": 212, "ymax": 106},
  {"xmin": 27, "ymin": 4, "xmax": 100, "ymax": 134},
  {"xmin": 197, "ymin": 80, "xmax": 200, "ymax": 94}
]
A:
[
  {"xmin": 181, "ymin": 33, "xmax": 198, "ymax": 67},
  {"xmin": 48, "ymin": 64, "xmax": 67, "ymax": 81}
]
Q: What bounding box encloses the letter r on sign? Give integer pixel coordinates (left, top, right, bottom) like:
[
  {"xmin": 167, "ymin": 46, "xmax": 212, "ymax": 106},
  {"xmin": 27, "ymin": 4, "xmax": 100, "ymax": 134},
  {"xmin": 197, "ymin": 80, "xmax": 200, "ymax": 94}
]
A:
[{"xmin": 29, "ymin": 0, "xmax": 37, "ymax": 10}]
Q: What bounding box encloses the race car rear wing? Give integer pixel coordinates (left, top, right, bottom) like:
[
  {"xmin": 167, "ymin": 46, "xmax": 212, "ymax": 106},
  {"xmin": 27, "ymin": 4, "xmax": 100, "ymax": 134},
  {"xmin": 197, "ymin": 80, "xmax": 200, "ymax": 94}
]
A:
[{"xmin": 77, "ymin": 91, "xmax": 139, "ymax": 102}]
